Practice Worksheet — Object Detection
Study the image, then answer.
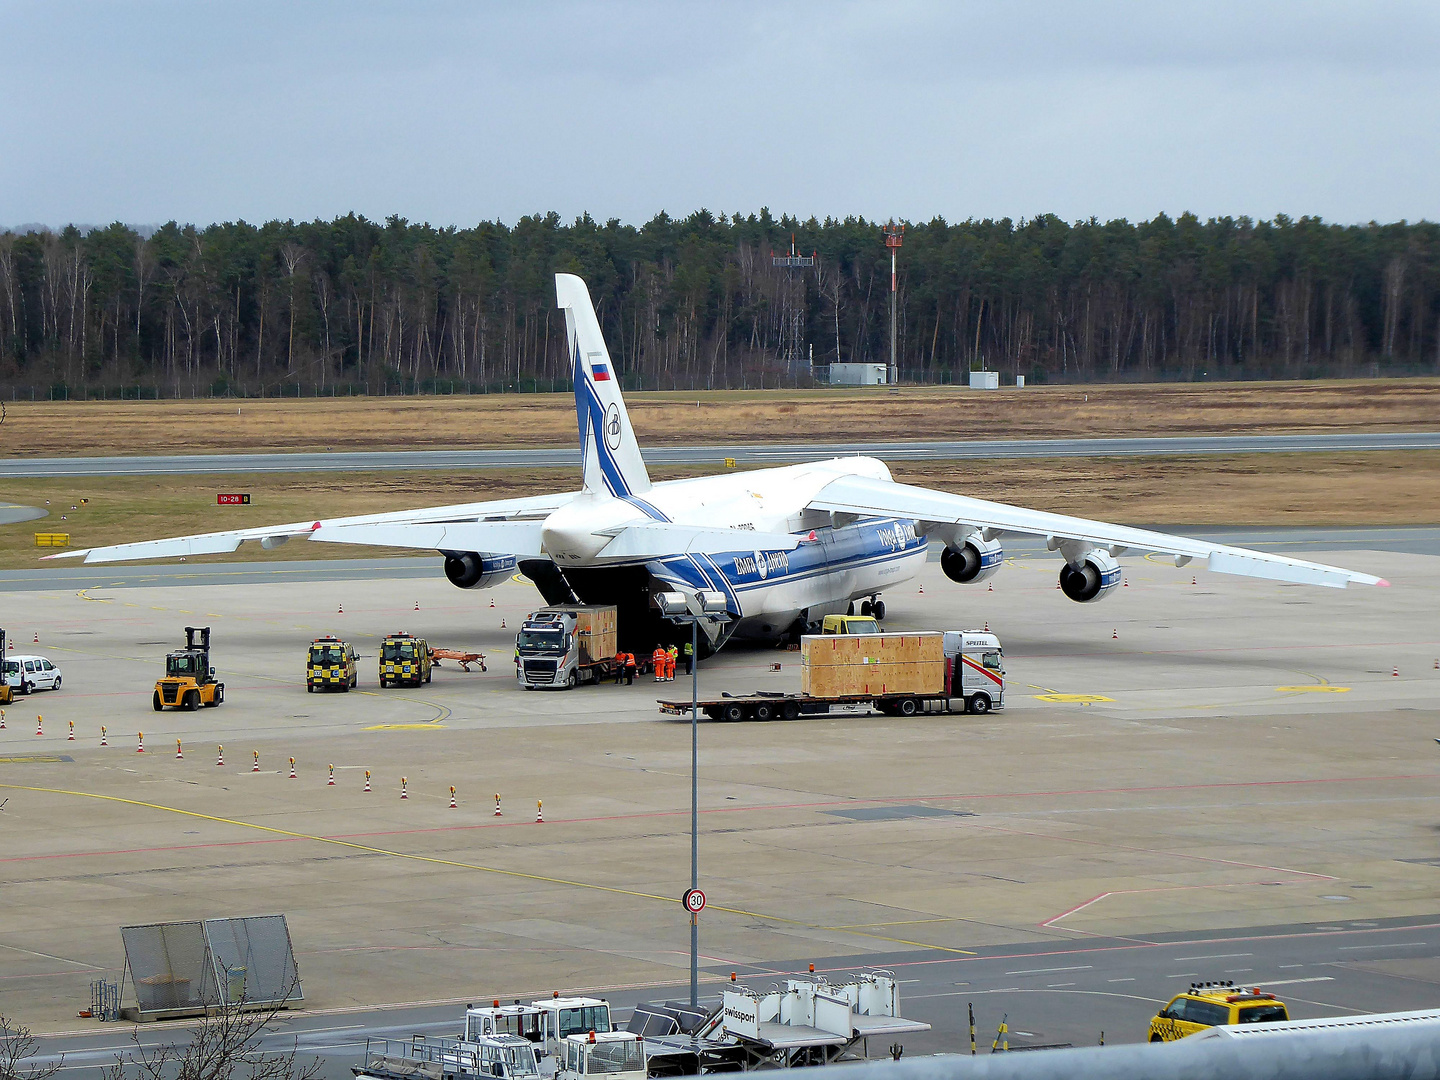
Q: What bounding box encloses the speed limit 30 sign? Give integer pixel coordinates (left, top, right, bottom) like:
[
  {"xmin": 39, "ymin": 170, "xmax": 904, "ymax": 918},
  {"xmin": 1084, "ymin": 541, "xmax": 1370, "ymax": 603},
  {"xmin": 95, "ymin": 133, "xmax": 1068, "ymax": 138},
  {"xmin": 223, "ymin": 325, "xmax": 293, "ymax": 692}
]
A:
[{"xmin": 683, "ymin": 888, "xmax": 706, "ymax": 914}]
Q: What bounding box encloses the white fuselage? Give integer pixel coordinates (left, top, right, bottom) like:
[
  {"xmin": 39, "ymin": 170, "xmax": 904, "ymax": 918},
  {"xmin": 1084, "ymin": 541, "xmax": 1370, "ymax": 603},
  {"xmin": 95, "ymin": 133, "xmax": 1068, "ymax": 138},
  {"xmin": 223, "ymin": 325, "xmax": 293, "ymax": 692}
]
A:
[{"xmin": 539, "ymin": 457, "xmax": 928, "ymax": 639}]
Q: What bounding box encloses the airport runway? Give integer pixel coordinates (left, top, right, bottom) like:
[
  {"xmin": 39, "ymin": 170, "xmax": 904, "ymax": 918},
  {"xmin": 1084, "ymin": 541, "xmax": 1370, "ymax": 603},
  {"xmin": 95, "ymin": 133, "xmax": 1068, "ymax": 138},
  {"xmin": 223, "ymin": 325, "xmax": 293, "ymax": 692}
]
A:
[
  {"xmin": 27, "ymin": 915, "xmax": 1440, "ymax": 1072},
  {"xmin": 0, "ymin": 501, "xmax": 47, "ymax": 524},
  {"xmin": 4, "ymin": 430, "xmax": 1439, "ymax": 477},
  {"xmin": 5, "ymin": 527, "xmax": 1438, "ymax": 591}
]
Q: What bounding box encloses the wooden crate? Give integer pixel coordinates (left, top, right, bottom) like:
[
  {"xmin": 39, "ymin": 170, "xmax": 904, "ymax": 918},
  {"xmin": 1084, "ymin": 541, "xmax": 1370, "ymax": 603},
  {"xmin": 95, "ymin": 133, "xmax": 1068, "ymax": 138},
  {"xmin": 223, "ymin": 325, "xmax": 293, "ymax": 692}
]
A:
[{"xmin": 801, "ymin": 633, "xmax": 945, "ymax": 696}]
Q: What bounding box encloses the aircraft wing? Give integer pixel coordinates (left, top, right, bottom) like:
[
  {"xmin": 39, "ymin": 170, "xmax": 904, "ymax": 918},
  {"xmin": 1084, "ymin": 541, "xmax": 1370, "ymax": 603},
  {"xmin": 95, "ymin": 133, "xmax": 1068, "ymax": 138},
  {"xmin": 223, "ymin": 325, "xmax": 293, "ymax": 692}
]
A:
[
  {"xmin": 44, "ymin": 491, "xmax": 577, "ymax": 564},
  {"xmin": 809, "ymin": 474, "xmax": 1387, "ymax": 589}
]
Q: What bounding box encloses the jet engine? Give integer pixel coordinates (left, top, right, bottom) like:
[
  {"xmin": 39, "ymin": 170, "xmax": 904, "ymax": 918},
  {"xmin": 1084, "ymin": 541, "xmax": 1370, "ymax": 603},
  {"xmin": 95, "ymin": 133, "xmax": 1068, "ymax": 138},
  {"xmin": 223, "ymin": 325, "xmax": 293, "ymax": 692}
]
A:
[
  {"xmin": 941, "ymin": 537, "xmax": 1004, "ymax": 584},
  {"xmin": 443, "ymin": 551, "xmax": 518, "ymax": 590},
  {"xmin": 1058, "ymin": 551, "xmax": 1121, "ymax": 602}
]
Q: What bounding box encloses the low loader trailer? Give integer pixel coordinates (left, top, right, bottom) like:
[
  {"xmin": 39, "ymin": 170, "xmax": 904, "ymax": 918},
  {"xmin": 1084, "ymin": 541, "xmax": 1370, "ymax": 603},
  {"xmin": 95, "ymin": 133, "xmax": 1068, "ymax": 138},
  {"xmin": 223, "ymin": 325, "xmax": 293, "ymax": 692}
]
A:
[{"xmin": 659, "ymin": 630, "xmax": 1004, "ymax": 721}]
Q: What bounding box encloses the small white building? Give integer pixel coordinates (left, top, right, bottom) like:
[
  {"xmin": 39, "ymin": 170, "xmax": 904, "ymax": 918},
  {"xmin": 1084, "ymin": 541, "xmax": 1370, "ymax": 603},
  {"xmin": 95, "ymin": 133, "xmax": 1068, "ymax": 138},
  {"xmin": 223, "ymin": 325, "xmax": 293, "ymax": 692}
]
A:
[
  {"xmin": 969, "ymin": 370, "xmax": 999, "ymax": 390},
  {"xmin": 828, "ymin": 363, "xmax": 889, "ymax": 386}
]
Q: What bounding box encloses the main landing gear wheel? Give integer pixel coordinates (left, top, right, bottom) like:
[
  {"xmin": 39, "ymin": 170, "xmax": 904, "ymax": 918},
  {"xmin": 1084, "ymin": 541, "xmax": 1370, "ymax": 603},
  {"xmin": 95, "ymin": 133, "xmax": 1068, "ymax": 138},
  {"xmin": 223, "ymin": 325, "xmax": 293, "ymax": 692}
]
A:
[
  {"xmin": 859, "ymin": 601, "xmax": 872, "ymax": 617},
  {"xmin": 872, "ymin": 600, "xmax": 886, "ymax": 620}
]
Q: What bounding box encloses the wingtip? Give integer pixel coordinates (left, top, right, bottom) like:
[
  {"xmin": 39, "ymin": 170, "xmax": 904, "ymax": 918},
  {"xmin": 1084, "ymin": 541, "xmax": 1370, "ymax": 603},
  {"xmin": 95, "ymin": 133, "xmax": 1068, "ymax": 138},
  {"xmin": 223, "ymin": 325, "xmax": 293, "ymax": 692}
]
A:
[{"xmin": 1376, "ymin": 579, "xmax": 1391, "ymax": 587}]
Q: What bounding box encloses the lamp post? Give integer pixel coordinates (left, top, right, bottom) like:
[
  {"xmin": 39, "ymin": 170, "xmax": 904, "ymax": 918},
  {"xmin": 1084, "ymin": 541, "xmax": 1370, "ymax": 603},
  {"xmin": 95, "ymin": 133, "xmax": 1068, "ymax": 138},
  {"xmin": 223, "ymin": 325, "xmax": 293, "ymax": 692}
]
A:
[{"xmin": 656, "ymin": 589, "xmax": 731, "ymax": 1008}]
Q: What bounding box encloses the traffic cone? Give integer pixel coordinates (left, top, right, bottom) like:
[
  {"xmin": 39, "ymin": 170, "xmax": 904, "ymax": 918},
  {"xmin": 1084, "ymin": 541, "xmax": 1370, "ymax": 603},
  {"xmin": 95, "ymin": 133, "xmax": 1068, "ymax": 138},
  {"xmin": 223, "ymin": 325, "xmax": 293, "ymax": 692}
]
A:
[
  {"xmin": 68, "ymin": 721, "xmax": 75, "ymax": 741},
  {"xmin": 918, "ymin": 585, "xmax": 924, "ymax": 595},
  {"xmin": 414, "ymin": 600, "xmax": 420, "ymax": 611},
  {"xmin": 1123, "ymin": 579, "xmax": 1129, "ymax": 588},
  {"xmin": 136, "ymin": 731, "xmax": 144, "ymax": 753},
  {"xmin": 489, "ymin": 597, "xmax": 495, "ymax": 608},
  {"xmin": 983, "ymin": 620, "xmax": 989, "ymax": 632},
  {"xmin": 449, "ymin": 786, "xmax": 457, "ymax": 809},
  {"xmin": 1192, "ymin": 576, "xmax": 1197, "ymax": 585},
  {"xmin": 33, "ymin": 631, "xmax": 39, "ymax": 643},
  {"xmin": 501, "ymin": 618, "xmax": 506, "ymax": 629},
  {"xmin": 1434, "ymin": 658, "xmax": 1439, "ymax": 670},
  {"xmin": 252, "ymin": 750, "xmax": 260, "ymax": 773},
  {"xmin": 1112, "ymin": 628, "xmax": 1118, "ymax": 640},
  {"xmin": 288, "ymin": 757, "xmax": 297, "ymax": 779},
  {"xmin": 400, "ymin": 777, "xmax": 408, "ymax": 800},
  {"xmin": 1392, "ymin": 666, "xmax": 1399, "ymax": 677},
  {"xmin": 494, "ymin": 793, "xmax": 502, "ymax": 817},
  {"xmin": 176, "ymin": 739, "xmax": 183, "ymax": 760},
  {"xmin": 216, "ymin": 744, "xmax": 224, "ymax": 766},
  {"xmin": 987, "ymin": 582, "xmax": 993, "ymax": 592},
  {"xmin": 100, "ymin": 725, "xmax": 107, "ymax": 746},
  {"xmin": 0, "ymin": 709, "xmax": 6, "ymax": 729},
  {"xmin": 1055, "ymin": 581, "xmax": 1060, "ymax": 590},
  {"xmin": 35, "ymin": 716, "xmax": 43, "ymax": 736},
  {"xmin": 363, "ymin": 770, "xmax": 372, "ymax": 792},
  {"xmin": 338, "ymin": 603, "xmax": 344, "ymax": 614},
  {"xmin": 536, "ymin": 799, "xmax": 544, "ymax": 823},
  {"xmin": 327, "ymin": 764, "xmax": 335, "ymax": 786}
]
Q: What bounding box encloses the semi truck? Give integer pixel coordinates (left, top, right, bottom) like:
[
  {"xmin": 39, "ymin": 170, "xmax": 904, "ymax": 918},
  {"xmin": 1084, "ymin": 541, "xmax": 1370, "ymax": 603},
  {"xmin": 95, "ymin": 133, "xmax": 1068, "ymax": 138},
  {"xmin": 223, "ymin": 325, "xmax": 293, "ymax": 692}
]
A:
[
  {"xmin": 658, "ymin": 629, "xmax": 1004, "ymax": 721},
  {"xmin": 516, "ymin": 605, "xmax": 618, "ymax": 690}
]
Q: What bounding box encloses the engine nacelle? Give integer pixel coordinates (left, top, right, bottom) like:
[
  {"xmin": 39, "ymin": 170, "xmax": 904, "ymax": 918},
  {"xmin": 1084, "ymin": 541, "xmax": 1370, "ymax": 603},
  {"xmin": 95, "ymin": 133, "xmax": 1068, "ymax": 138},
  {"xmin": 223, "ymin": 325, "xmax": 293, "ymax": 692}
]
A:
[
  {"xmin": 940, "ymin": 538, "xmax": 1004, "ymax": 584},
  {"xmin": 1058, "ymin": 551, "xmax": 1122, "ymax": 603},
  {"xmin": 443, "ymin": 551, "xmax": 518, "ymax": 590}
]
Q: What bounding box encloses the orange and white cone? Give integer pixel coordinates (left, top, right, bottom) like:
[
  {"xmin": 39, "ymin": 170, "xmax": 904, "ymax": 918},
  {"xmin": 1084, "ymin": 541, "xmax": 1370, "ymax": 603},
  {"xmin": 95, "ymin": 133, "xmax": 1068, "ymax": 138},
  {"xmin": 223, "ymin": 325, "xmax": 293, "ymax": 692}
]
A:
[
  {"xmin": 252, "ymin": 750, "xmax": 260, "ymax": 773},
  {"xmin": 449, "ymin": 786, "xmax": 457, "ymax": 809},
  {"xmin": 500, "ymin": 618, "xmax": 506, "ymax": 629},
  {"xmin": 414, "ymin": 600, "xmax": 420, "ymax": 611},
  {"xmin": 100, "ymin": 725, "xmax": 107, "ymax": 746},
  {"xmin": 400, "ymin": 777, "xmax": 408, "ymax": 800},
  {"xmin": 176, "ymin": 739, "xmax": 184, "ymax": 759},
  {"xmin": 983, "ymin": 620, "xmax": 989, "ymax": 633},
  {"xmin": 1112, "ymin": 628, "xmax": 1118, "ymax": 640},
  {"xmin": 918, "ymin": 585, "xmax": 924, "ymax": 595},
  {"xmin": 988, "ymin": 582, "xmax": 993, "ymax": 592},
  {"xmin": 535, "ymin": 799, "xmax": 544, "ymax": 824},
  {"xmin": 1192, "ymin": 576, "xmax": 1197, "ymax": 585},
  {"xmin": 216, "ymin": 745, "xmax": 224, "ymax": 766},
  {"xmin": 1393, "ymin": 666, "xmax": 1399, "ymax": 677},
  {"xmin": 338, "ymin": 603, "xmax": 344, "ymax": 614},
  {"xmin": 327, "ymin": 764, "xmax": 335, "ymax": 786},
  {"xmin": 363, "ymin": 770, "xmax": 372, "ymax": 792},
  {"xmin": 35, "ymin": 716, "xmax": 43, "ymax": 737},
  {"xmin": 68, "ymin": 721, "xmax": 75, "ymax": 741},
  {"xmin": 494, "ymin": 793, "xmax": 502, "ymax": 817},
  {"xmin": 489, "ymin": 597, "xmax": 495, "ymax": 608},
  {"xmin": 33, "ymin": 631, "xmax": 39, "ymax": 643},
  {"xmin": 288, "ymin": 757, "xmax": 297, "ymax": 779},
  {"xmin": 0, "ymin": 709, "xmax": 6, "ymax": 729},
  {"xmin": 136, "ymin": 731, "xmax": 145, "ymax": 753}
]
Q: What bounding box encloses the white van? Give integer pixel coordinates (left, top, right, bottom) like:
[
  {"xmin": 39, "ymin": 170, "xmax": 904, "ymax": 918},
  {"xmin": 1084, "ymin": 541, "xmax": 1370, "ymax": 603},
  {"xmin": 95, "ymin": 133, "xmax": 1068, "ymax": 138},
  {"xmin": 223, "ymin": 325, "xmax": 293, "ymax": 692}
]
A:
[{"xmin": 3, "ymin": 655, "xmax": 63, "ymax": 694}]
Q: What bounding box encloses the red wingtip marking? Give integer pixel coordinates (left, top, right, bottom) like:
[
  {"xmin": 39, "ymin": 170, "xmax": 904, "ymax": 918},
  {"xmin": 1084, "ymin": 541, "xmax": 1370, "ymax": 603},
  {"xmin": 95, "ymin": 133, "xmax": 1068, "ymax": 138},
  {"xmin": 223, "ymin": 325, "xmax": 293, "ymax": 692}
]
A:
[
  {"xmin": 1377, "ymin": 579, "xmax": 1391, "ymax": 587},
  {"xmin": 311, "ymin": 521, "xmax": 322, "ymax": 531}
]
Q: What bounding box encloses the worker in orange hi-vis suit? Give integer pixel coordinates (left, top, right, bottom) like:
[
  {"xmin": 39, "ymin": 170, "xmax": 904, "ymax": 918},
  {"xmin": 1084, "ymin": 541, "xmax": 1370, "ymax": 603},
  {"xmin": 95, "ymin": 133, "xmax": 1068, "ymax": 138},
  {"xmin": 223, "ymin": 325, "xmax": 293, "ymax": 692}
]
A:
[
  {"xmin": 652, "ymin": 646, "xmax": 667, "ymax": 682},
  {"xmin": 666, "ymin": 645, "xmax": 679, "ymax": 681}
]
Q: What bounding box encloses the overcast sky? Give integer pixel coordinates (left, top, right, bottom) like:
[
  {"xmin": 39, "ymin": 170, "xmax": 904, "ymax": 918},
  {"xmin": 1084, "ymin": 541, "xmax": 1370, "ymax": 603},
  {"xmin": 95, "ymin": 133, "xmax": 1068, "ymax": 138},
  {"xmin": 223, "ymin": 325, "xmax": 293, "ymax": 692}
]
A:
[{"xmin": 3, "ymin": 1, "xmax": 1438, "ymax": 229}]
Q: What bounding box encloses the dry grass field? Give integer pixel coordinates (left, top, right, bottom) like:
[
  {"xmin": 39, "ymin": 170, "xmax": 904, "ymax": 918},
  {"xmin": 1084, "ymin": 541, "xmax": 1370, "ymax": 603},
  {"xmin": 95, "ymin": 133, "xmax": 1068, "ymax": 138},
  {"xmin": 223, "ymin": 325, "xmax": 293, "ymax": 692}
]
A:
[
  {"xmin": 4, "ymin": 451, "xmax": 1436, "ymax": 570},
  {"xmin": 2, "ymin": 378, "xmax": 1438, "ymax": 456}
]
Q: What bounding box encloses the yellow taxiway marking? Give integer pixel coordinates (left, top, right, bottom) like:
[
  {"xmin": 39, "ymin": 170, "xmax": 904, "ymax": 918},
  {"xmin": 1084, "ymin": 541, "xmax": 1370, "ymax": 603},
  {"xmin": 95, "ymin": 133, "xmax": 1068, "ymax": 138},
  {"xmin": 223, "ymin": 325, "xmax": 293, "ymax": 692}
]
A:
[
  {"xmin": 362, "ymin": 724, "xmax": 448, "ymax": 731},
  {"xmin": 1276, "ymin": 685, "xmax": 1351, "ymax": 693},
  {"xmin": 1034, "ymin": 693, "xmax": 1115, "ymax": 703},
  {"xmin": 76, "ymin": 588, "xmax": 111, "ymax": 602},
  {"xmin": 0, "ymin": 782, "xmax": 974, "ymax": 956},
  {"xmin": 0, "ymin": 756, "xmax": 73, "ymax": 764}
]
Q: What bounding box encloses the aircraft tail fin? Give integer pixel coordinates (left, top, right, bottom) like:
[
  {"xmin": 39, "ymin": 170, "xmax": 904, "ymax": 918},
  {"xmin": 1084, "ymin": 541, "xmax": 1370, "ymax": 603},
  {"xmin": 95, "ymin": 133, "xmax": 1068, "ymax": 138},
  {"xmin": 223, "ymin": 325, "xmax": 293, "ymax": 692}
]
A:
[{"xmin": 556, "ymin": 273, "xmax": 652, "ymax": 496}]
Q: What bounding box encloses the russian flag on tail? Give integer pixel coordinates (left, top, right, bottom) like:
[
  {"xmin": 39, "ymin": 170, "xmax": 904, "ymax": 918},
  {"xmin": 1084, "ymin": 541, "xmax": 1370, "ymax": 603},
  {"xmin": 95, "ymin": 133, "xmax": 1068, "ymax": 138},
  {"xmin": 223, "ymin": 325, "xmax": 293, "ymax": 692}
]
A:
[{"xmin": 591, "ymin": 362, "xmax": 611, "ymax": 382}]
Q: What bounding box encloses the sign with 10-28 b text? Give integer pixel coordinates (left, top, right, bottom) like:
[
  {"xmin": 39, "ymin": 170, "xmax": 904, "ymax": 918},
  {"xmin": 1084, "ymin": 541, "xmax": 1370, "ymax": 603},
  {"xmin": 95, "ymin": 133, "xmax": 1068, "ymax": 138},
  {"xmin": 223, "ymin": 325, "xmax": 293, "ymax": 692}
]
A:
[{"xmin": 216, "ymin": 493, "xmax": 251, "ymax": 505}]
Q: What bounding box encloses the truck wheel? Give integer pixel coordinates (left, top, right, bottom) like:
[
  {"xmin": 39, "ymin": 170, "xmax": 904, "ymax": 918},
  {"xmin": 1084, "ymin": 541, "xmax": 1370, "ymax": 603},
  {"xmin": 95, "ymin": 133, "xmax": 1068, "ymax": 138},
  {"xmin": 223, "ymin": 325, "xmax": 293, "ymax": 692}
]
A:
[
  {"xmin": 425, "ymin": 668, "xmax": 432, "ymax": 683},
  {"xmin": 183, "ymin": 690, "xmax": 200, "ymax": 712},
  {"xmin": 782, "ymin": 701, "xmax": 801, "ymax": 721},
  {"xmin": 215, "ymin": 686, "xmax": 224, "ymax": 705},
  {"xmin": 152, "ymin": 691, "xmax": 163, "ymax": 712},
  {"xmin": 897, "ymin": 697, "xmax": 918, "ymax": 717},
  {"xmin": 52, "ymin": 675, "xmax": 61, "ymax": 691},
  {"xmin": 969, "ymin": 694, "xmax": 991, "ymax": 715},
  {"xmin": 567, "ymin": 671, "xmax": 578, "ymax": 689},
  {"xmin": 722, "ymin": 703, "xmax": 746, "ymax": 722},
  {"xmin": 753, "ymin": 702, "xmax": 776, "ymax": 722}
]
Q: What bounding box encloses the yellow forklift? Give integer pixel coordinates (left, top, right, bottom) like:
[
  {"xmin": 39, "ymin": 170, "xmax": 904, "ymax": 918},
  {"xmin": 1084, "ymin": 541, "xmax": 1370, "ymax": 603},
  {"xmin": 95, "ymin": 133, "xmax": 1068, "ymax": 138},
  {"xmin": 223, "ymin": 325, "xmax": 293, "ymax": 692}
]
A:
[{"xmin": 153, "ymin": 626, "xmax": 225, "ymax": 711}]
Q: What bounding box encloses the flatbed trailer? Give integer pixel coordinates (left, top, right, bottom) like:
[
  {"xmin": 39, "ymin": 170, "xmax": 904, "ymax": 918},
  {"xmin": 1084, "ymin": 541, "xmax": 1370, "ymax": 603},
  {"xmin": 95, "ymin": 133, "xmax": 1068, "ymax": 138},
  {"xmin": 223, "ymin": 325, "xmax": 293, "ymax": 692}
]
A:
[{"xmin": 659, "ymin": 690, "xmax": 971, "ymax": 722}]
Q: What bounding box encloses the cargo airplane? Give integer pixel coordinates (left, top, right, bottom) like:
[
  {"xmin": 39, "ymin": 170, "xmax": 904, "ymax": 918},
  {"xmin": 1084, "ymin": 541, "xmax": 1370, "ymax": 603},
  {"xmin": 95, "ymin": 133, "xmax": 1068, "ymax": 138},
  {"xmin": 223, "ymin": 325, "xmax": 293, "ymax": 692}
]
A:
[{"xmin": 51, "ymin": 274, "xmax": 1388, "ymax": 652}]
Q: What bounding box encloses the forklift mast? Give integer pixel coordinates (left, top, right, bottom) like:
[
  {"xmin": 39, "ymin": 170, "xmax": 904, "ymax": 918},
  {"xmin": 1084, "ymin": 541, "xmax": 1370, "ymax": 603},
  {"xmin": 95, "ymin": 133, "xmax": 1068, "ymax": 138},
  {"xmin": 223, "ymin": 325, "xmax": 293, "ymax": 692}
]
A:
[{"xmin": 184, "ymin": 626, "xmax": 211, "ymax": 651}]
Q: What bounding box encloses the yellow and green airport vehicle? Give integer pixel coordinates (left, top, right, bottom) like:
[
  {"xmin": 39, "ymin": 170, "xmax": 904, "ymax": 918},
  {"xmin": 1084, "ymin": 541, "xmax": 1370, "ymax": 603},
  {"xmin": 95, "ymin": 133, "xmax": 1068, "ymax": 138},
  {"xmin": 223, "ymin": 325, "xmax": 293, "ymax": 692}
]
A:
[
  {"xmin": 1149, "ymin": 981, "xmax": 1289, "ymax": 1041},
  {"xmin": 379, "ymin": 631, "xmax": 432, "ymax": 688},
  {"xmin": 820, "ymin": 613, "xmax": 881, "ymax": 635},
  {"xmin": 153, "ymin": 626, "xmax": 224, "ymax": 711},
  {"xmin": 306, "ymin": 636, "xmax": 358, "ymax": 692}
]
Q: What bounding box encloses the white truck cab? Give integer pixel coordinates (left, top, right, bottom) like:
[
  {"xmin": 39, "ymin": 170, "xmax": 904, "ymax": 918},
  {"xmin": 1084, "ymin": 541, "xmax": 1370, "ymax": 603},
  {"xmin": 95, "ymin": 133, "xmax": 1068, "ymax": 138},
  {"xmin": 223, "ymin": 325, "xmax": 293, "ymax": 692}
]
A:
[
  {"xmin": 942, "ymin": 631, "xmax": 1004, "ymax": 714},
  {"xmin": 530, "ymin": 997, "xmax": 613, "ymax": 1061},
  {"xmin": 466, "ymin": 1003, "xmax": 551, "ymax": 1070},
  {"xmin": 554, "ymin": 1033, "xmax": 645, "ymax": 1080}
]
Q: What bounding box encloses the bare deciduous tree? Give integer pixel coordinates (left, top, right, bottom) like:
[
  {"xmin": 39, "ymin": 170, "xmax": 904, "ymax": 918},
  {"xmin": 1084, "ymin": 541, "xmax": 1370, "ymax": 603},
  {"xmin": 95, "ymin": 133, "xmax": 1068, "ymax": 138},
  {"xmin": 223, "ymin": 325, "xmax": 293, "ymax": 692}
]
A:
[{"xmin": 1, "ymin": 1015, "xmax": 63, "ymax": 1080}]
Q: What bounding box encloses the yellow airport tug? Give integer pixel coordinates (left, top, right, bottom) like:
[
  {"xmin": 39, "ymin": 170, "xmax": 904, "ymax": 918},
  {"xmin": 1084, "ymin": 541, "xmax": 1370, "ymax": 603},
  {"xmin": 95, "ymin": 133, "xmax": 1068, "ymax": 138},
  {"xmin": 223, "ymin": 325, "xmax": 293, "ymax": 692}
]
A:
[
  {"xmin": 306, "ymin": 636, "xmax": 359, "ymax": 692},
  {"xmin": 153, "ymin": 626, "xmax": 225, "ymax": 711}
]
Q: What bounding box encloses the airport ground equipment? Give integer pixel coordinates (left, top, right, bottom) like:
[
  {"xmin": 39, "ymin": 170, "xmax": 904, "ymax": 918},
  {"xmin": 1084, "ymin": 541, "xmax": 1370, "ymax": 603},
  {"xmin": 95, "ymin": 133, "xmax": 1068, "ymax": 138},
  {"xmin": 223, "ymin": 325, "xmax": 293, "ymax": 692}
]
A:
[
  {"xmin": 354, "ymin": 1033, "xmax": 542, "ymax": 1080},
  {"xmin": 431, "ymin": 648, "xmax": 487, "ymax": 672},
  {"xmin": 1147, "ymin": 980, "xmax": 1289, "ymax": 1041},
  {"xmin": 516, "ymin": 605, "xmax": 617, "ymax": 689},
  {"xmin": 632, "ymin": 971, "xmax": 929, "ymax": 1072},
  {"xmin": 659, "ymin": 630, "xmax": 1004, "ymax": 721},
  {"xmin": 821, "ymin": 614, "xmax": 880, "ymax": 635},
  {"xmin": 0, "ymin": 629, "xmax": 10, "ymax": 704},
  {"xmin": 555, "ymin": 1033, "xmax": 646, "ymax": 1080},
  {"xmin": 306, "ymin": 635, "xmax": 358, "ymax": 691},
  {"xmin": 152, "ymin": 626, "xmax": 224, "ymax": 711},
  {"xmin": 379, "ymin": 631, "xmax": 432, "ymax": 687}
]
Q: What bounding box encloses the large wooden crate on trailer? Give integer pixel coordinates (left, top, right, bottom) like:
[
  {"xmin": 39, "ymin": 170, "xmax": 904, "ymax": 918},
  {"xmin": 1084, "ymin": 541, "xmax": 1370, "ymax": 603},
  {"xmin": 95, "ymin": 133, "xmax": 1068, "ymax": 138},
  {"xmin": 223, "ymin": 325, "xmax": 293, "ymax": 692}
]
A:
[{"xmin": 801, "ymin": 632, "xmax": 945, "ymax": 697}]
